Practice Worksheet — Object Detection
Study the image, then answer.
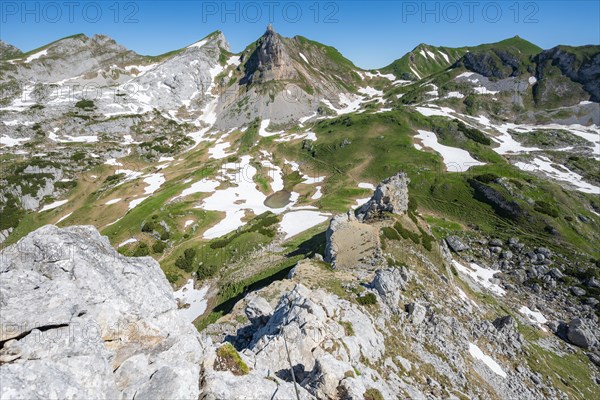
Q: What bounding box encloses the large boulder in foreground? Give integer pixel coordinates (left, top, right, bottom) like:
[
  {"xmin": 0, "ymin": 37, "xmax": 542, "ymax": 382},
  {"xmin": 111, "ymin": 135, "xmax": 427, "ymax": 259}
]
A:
[
  {"xmin": 0, "ymin": 225, "xmax": 203, "ymax": 399},
  {"xmin": 358, "ymin": 173, "xmax": 410, "ymax": 220}
]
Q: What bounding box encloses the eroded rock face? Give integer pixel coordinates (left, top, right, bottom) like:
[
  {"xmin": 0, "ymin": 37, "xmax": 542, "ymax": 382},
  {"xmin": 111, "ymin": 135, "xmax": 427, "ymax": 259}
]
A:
[
  {"xmin": 0, "ymin": 225, "xmax": 203, "ymax": 399},
  {"xmin": 567, "ymin": 318, "xmax": 598, "ymax": 349},
  {"xmin": 324, "ymin": 211, "xmax": 382, "ymax": 269},
  {"xmin": 200, "ymin": 283, "xmax": 396, "ymax": 400},
  {"xmin": 358, "ymin": 173, "xmax": 410, "ymax": 220}
]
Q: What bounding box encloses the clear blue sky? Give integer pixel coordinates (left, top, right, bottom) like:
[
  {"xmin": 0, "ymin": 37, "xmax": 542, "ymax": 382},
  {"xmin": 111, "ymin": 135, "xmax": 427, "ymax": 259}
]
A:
[{"xmin": 2, "ymin": 1, "xmax": 599, "ymax": 69}]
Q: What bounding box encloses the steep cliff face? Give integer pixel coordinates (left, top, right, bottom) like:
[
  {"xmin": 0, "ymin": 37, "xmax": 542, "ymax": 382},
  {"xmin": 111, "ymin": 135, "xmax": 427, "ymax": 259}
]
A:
[{"xmin": 534, "ymin": 45, "xmax": 600, "ymax": 103}]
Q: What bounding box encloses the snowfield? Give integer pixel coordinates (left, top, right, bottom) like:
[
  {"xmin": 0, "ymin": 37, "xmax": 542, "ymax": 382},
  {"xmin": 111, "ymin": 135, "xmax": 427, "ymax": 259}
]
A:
[
  {"xmin": 515, "ymin": 156, "xmax": 599, "ymax": 194},
  {"xmin": 279, "ymin": 210, "xmax": 330, "ymax": 239},
  {"xmin": 468, "ymin": 343, "xmax": 507, "ymax": 378},
  {"xmin": 173, "ymin": 279, "xmax": 209, "ymax": 322},
  {"xmin": 39, "ymin": 200, "xmax": 68, "ymax": 212},
  {"xmin": 452, "ymin": 260, "xmax": 505, "ymax": 296},
  {"xmin": 414, "ymin": 130, "xmax": 485, "ymax": 171},
  {"xmin": 519, "ymin": 306, "xmax": 548, "ymax": 330},
  {"xmin": 258, "ymin": 119, "xmax": 283, "ymax": 137},
  {"xmin": 196, "ymin": 156, "xmax": 300, "ymax": 239},
  {"xmin": 105, "ymin": 198, "xmax": 122, "ymax": 205}
]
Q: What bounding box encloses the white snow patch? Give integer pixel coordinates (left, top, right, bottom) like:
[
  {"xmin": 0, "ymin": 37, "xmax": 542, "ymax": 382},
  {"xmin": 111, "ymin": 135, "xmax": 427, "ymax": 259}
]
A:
[
  {"xmin": 354, "ymin": 197, "xmax": 371, "ymax": 209},
  {"xmin": 456, "ymin": 72, "xmax": 474, "ymax": 78},
  {"xmin": 322, "ymin": 93, "xmax": 365, "ymax": 115},
  {"xmin": 118, "ymin": 238, "xmax": 138, "ymax": 248},
  {"xmin": 47, "ymin": 132, "xmax": 98, "ymax": 143},
  {"xmin": 176, "ymin": 179, "xmax": 221, "ymax": 199},
  {"xmin": 142, "ymin": 173, "xmax": 165, "ymax": 195},
  {"xmin": 24, "ymin": 49, "xmax": 48, "ymax": 63},
  {"xmin": 258, "ymin": 119, "xmax": 283, "ymax": 137},
  {"xmin": 227, "ymin": 55, "xmax": 241, "ymax": 66},
  {"xmin": 186, "ymin": 39, "xmax": 208, "ymax": 49},
  {"xmin": 410, "ymin": 67, "xmax": 421, "ymax": 79},
  {"xmin": 362, "ymin": 71, "xmax": 396, "ymax": 81},
  {"xmin": 358, "ymin": 87, "xmax": 384, "ymax": 97},
  {"xmin": 105, "ymin": 198, "xmax": 122, "ymax": 205},
  {"xmin": 0, "ymin": 136, "xmax": 29, "ymax": 147},
  {"xmin": 468, "ymin": 343, "xmax": 507, "ymax": 378},
  {"xmin": 452, "ymin": 260, "xmax": 505, "ymax": 296},
  {"xmin": 456, "ymin": 287, "xmax": 479, "ymax": 308},
  {"xmin": 39, "ymin": 200, "xmax": 68, "ymax": 212},
  {"xmin": 209, "ymin": 141, "xmax": 234, "ymax": 159},
  {"xmin": 358, "ymin": 182, "xmax": 376, "ymax": 190},
  {"xmin": 519, "ymin": 306, "xmax": 548, "ymax": 328},
  {"xmin": 415, "ymin": 105, "xmax": 456, "ymax": 118},
  {"xmin": 514, "ymin": 156, "xmax": 599, "ymax": 194},
  {"xmin": 528, "ymin": 76, "xmax": 537, "ymax": 85},
  {"xmin": 105, "ymin": 158, "xmax": 123, "ymax": 166},
  {"xmin": 184, "ymin": 219, "xmax": 194, "ymax": 228},
  {"xmin": 279, "ymin": 210, "xmax": 330, "ymax": 239},
  {"xmin": 311, "ymin": 186, "xmax": 323, "ymax": 200},
  {"xmin": 439, "ymin": 51, "xmax": 450, "ymax": 63},
  {"xmin": 260, "ymin": 160, "xmax": 285, "ymax": 192},
  {"xmin": 299, "ymin": 52, "xmax": 309, "ymax": 64},
  {"xmin": 196, "ymin": 156, "xmax": 300, "ymax": 239},
  {"xmin": 128, "ymin": 197, "xmax": 149, "ymax": 210},
  {"xmin": 445, "ymin": 91, "xmax": 465, "ymax": 99},
  {"xmin": 415, "ymin": 130, "xmax": 485, "ymax": 171},
  {"xmin": 56, "ymin": 212, "xmax": 73, "ymax": 224},
  {"xmin": 173, "ymin": 279, "xmax": 209, "ymax": 322},
  {"xmin": 473, "ymin": 86, "xmax": 499, "ymax": 95}
]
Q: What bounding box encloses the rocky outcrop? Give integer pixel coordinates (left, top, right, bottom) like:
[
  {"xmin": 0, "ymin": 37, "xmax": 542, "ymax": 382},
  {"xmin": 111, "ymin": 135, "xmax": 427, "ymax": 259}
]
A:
[
  {"xmin": 371, "ymin": 267, "xmax": 410, "ymax": 310},
  {"xmin": 201, "ymin": 284, "xmax": 396, "ymax": 399},
  {"xmin": 0, "ymin": 40, "xmax": 22, "ymax": 59},
  {"xmin": 358, "ymin": 173, "xmax": 410, "ymax": 220},
  {"xmin": 468, "ymin": 178, "xmax": 526, "ymax": 220},
  {"xmin": 534, "ymin": 45, "xmax": 600, "ymax": 102},
  {"xmin": 457, "ymin": 49, "xmax": 524, "ymax": 79},
  {"xmin": 241, "ymin": 24, "xmax": 296, "ymax": 84},
  {"xmin": 445, "ymin": 235, "xmax": 469, "ymax": 252},
  {"xmin": 324, "ymin": 210, "xmax": 356, "ymax": 264},
  {"xmin": 0, "ymin": 225, "xmax": 203, "ymax": 399},
  {"xmin": 567, "ymin": 318, "xmax": 598, "ymax": 349},
  {"xmin": 324, "ymin": 211, "xmax": 382, "ymax": 269}
]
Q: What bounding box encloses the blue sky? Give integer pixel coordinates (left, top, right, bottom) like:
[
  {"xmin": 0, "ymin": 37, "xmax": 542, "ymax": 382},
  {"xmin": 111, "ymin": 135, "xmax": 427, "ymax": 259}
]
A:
[{"xmin": 2, "ymin": 1, "xmax": 599, "ymax": 69}]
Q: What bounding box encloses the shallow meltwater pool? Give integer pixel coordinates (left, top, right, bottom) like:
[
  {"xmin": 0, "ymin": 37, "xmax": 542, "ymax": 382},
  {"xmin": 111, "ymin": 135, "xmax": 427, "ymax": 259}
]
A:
[{"xmin": 264, "ymin": 190, "xmax": 292, "ymax": 208}]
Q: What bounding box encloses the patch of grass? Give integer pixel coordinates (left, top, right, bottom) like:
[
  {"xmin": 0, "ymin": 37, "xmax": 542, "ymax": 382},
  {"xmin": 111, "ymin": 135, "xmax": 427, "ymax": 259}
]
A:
[
  {"xmin": 364, "ymin": 388, "xmax": 384, "ymax": 400},
  {"xmin": 525, "ymin": 344, "xmax": 598, "ymax": 399},
  {"xmin": 74, "ymin": 99, "xmax": 95, "ymax": 110},
  {"xmin": 214, "ymin": 343, "xmax": 250, "ymax": 375},
  {"xmin": 381, "ymin": 226, "xmax": 401, "ymax": 241},
  {"xmin": 339, "ymin": 320, "xmax": 355, "ymax": 336},
  {"xmin": 534, "ymin": 200, "xmax": 559, "ymax": 218},
  {"xmin": 356, "ymin": 292, "xmax": 377, "ymax": 306}
]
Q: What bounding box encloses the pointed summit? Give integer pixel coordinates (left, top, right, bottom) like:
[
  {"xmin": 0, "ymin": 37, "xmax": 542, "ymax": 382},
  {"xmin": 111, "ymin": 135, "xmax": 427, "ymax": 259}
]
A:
[{"xmin": 241, "ymin": 24, "xmax": 293, "ymax": 84}]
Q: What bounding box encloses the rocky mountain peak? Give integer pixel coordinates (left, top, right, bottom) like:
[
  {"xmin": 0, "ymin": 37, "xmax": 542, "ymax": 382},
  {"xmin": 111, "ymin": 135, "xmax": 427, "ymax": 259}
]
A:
[
  {"xmin": 0, "ymin": 40, "xmax": 22, "ymax": 59},
  {"xmin": 241, "ymin": 24, "xmax": 296, "ymax": 84}
]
